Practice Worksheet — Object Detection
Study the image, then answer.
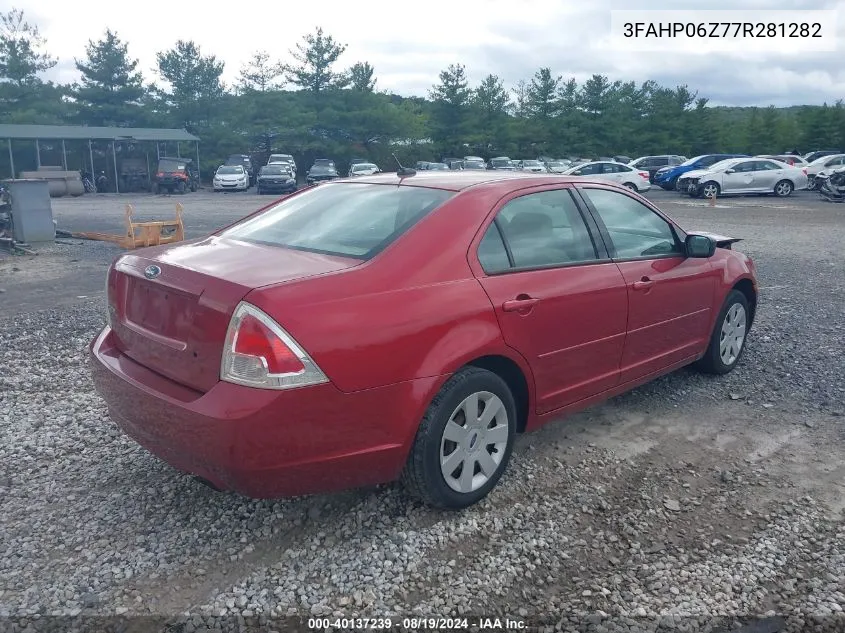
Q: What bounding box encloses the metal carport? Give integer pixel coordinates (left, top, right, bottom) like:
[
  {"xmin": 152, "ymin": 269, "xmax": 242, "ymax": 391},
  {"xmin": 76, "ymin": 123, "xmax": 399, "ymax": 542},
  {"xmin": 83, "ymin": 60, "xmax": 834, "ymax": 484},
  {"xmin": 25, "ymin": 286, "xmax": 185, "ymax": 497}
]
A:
[{"xmin": 0, "ymin": 124, "xmax": 201, "ymax": 193}]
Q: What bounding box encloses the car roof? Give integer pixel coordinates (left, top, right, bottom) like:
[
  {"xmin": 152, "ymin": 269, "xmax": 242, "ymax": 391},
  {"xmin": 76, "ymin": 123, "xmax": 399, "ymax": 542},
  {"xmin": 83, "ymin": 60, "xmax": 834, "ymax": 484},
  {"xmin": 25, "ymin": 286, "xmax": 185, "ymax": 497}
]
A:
[{"xmin": 329, "ymin": 170, "xmax": 596, "ymax": 192}]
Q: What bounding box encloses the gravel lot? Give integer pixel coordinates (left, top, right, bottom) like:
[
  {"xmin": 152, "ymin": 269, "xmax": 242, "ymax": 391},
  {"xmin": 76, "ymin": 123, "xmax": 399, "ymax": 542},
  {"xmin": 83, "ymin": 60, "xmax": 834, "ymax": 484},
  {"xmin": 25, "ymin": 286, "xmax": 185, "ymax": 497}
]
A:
[{"xmin": 1, "ymin": 187, "xmax": 844, "ymax": 632}]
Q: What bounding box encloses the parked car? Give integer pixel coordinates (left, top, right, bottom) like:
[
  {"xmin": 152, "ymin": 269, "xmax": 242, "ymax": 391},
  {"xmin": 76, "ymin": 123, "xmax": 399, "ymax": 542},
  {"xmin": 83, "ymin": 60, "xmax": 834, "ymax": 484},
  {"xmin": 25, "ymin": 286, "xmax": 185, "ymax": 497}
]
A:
[
  {"xmin": 268, "ymin": 154, "xmax": 297, "ymax": 176},
  {"xmin": 213, "ymin": 165, "xmax": 250, "ymax": 192},
  {"xmin": 426, "ymin": 162, "xmax": 449, "ymax": 171},
  {"xmin": 803, "ymin": 150, "xmax": 842, "ymax": 163},
  {"xmin": 256, "ymin": 164, "xmax": 297, "ymax": 195},
  {"xmin": 518, "ymin": 160, "xmax": 546, "ymax": 173},
  {"xmin": 628, "ymin": 155, "xmax": 687, "ymax": 183},
  {"xmin": 226, "ymin": 154, "xmax": 256, "ymax": 186},
  {"xmin": 805, "ymin": 153, "xmax": 845, "ymax": 189},
  {"xmin": 92, "ymin": 172, "xmax": 758, "ymax": 508},
  {"xmin": 677, "ymin": 157, "xmax": 808, "ymax": 198},
  {"xmin": 563, "ymin": 161, "xmax": 651, "ymax": 192},
  {"xmin": 653, "ymin": 154, "xmax": 747, "ymax": 190},
  {"xmin": 462, "ymin": 159, "xmax": 487, "ymax": 171},
  {"xmin": 415, "ymin": 161, "xmax": 431, "ymax": 170},
  {"xmin": 613, "ymin": 155, "xmax": 632, "ymax": 164},
  {"xmin": 463, "ymin": 155, "xmax": 484, "ymax": 162},
  {"xmin": 509, "ymin": 160, "xmax": 520, "ymax": 169},
  {"xmin": 348, "ymin": 162, "xmax": 380, "ymax": 177},
  {"xmin": 448, "ymin": 161, "xmax": 464, "ymax": 170},
  {"xmin": 306, "ymin": 163, "xmax": 339, "ymax": 184},
  {"xmin": 757, "ymin": 154, "xmax": 808, "ymax": 168},
  {"xmin": 152, "ymin": 157, "xmax": 199, "ymax": 194},
  {"xmin": 488, "ymin": 157, "xmax": 515, "ymax": 170}
]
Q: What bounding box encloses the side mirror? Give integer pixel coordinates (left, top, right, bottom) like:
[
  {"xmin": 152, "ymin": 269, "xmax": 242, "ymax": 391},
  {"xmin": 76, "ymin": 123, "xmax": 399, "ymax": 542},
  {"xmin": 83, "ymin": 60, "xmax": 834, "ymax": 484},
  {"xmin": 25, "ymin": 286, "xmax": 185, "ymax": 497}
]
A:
[
  {"xmin": 686, "ymin": 234, "xmax": 716, "ymax": 258},
  {"xmin": 573, "ymin": 170, "xmax": 583, "ymax": 175},
  {"xmin": 724, "ymin": 169, "xmax": 735, "ymax": 174}
]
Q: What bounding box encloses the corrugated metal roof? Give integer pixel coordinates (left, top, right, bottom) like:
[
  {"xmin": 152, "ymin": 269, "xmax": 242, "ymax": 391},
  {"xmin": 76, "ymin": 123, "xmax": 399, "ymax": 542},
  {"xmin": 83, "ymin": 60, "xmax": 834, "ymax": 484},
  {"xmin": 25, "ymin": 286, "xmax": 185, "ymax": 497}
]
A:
[{"xmin": 0, "ymin": 124, "xmax": 200, "ymax": 142}]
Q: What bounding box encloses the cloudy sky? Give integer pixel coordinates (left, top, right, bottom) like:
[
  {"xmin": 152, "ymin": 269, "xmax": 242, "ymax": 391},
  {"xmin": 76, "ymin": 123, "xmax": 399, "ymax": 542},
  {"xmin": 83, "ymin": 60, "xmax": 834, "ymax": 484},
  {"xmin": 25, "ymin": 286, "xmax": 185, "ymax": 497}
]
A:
[{"xmin": 23, "ymin": 0, "xmax": 845, "ymax": 107}]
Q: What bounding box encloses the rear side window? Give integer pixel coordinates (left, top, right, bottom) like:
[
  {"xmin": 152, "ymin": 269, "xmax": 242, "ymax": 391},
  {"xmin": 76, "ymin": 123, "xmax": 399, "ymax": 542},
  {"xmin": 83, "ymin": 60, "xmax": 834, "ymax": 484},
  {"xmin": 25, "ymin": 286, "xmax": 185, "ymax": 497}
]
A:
[
  {"xmin": 479, "ymin": 189, "xmax": 598, "ymax": 272},
  {"xmin": 221, "ymin": 183, "xmax": 453, "ymax": 259}
]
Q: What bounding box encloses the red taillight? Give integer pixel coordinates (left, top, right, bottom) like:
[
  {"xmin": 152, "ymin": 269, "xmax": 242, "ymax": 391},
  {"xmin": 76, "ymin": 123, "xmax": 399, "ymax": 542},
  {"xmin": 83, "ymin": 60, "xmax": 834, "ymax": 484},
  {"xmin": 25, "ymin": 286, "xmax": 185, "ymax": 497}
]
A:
[
  {"xmin": 221, "ymin": 302, "xmax": 329, "ymax": 390},
  {"xmin": 639, "ymin": 171, "xmax": 649, "ymax": 179},
  {"xmin": 233, "ymin": 313, "xmax": 304, "ymax": 374},
  {"xmin": 156, "ymin": 172, "xmax": 164, "ymax": 177}
]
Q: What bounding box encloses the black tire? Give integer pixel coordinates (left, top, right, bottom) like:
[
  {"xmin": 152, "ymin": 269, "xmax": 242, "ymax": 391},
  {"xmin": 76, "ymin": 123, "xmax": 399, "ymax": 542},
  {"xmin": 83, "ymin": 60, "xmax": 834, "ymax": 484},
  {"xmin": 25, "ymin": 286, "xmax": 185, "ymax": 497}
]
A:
[
  {"xmin": 623, "ymin": 182, "xmax": 638, "ymax": 192},
  {"xmin": 695, "ymin": 289, "xmax": 751, "ymax": 375},
  {"xmin": 190, "ymin": 181, "xmax": 198, "ymax": 192},
  {"xmin": 151, "ymin": 183, "xmax": 159, "ymax": 195},
  {"xmin": 257, "ymin": 187, "xmax": 263, "ymax": 195},
  {"xmin": 807, "ymin": 178, "xmax": 817, "ymax": 191},
  {"xmin": 668, "ymin": 176, "xmax": 678, "ymax": 190},
  {"xmin": 176, "ymin": 181, "xmax": 186, "ymax": 194},
  {"xmin": 701, "ymin": 181, "xmax": 720, "ymax": 199},
  {"xmin": 774, "ymin": 179, "xmax": 793, "ymax": 197},
  {"xmin": 401, "ymin": 367, "xmax": 517, "ymax": 509}
]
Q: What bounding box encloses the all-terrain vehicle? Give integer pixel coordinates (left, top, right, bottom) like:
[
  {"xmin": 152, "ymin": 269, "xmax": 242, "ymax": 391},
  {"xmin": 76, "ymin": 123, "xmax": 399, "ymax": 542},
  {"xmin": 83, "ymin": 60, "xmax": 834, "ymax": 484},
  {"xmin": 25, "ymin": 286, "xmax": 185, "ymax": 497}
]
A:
[{"xmin": 152, "ymin": 157, "xmax": 199, "ymax": 194}]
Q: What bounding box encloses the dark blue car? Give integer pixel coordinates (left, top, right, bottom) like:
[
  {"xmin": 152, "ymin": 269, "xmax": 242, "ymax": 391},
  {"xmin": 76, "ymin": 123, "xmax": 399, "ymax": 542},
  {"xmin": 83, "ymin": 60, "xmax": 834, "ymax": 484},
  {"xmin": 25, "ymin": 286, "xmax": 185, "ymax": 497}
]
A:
[{"xmin": 654, "ymin": 154, "xmax": 748, "ymax": 190}]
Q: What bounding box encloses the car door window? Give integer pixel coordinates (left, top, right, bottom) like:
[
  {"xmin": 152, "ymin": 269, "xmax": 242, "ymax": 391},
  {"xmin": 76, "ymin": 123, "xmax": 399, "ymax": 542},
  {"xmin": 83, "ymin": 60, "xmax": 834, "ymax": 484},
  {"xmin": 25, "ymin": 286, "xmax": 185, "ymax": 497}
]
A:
[
  {"xmin": 757, "ymin": 160, "xmax": 783, "ymax": 170},
  {"xmin": 582, "ymin": 188, "xmax": 683, "ymax": 259},
  {"xmin": 601, "ymin": 163, "xmax": 618, "ymax": 174},
  {"xmin": 575, "ymin": 163, "xmax": 600, "ymax": 175},
  {"xmin": 479, "ymin": 189, "xmax": 599, "ymax": 272}
]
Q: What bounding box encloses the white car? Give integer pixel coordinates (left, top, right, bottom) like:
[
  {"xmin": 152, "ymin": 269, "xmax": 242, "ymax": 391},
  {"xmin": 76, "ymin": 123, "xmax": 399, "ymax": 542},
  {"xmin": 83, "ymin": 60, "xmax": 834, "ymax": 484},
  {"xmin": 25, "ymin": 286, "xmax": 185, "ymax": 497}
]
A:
[
  {"xmin": 757, "ymin": 154, "xmax": 808, "ymax": 168},
  {"xmin": 562, "ymin": 160, "xmax": 651, "ymax": 192},
  {"xmin": 213, "ymin": 165, "xmax": 250, "ymax": 192},
  {"xmin": 348, "ymin": 162, "xmax": 380, "ymax": 177},
  {"xmin": 518, "ymin": 160, "xmax": 546, "ymax": 173},
  {"xmin": 676, "ymin": 157, "xmax": 808, "ymax": 198},
  {"xmin": 804, "ymin": 153, "xmax": 845, "ymax": 189}
]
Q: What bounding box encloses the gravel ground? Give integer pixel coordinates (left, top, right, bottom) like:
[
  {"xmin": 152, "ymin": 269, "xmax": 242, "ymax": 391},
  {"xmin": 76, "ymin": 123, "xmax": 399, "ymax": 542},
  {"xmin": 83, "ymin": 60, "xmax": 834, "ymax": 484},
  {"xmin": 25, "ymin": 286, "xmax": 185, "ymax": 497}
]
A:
[{"xmin": 1, "ymin": 188, "xmax": 844, "ymax": 632}]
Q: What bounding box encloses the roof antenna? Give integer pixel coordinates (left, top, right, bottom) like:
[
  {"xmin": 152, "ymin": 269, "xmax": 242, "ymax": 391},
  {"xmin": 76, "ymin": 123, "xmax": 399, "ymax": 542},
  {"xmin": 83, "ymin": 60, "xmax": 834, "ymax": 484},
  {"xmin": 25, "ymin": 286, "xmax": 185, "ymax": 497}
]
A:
[{"xmin": 393, "ymin": 153, "xmax": 416, "ymax": 177}]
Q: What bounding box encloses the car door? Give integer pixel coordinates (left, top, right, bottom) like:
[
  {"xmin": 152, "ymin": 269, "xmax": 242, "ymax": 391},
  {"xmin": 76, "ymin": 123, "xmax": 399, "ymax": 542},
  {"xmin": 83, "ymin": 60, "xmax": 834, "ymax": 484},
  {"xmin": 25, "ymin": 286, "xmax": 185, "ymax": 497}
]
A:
[
  {"xmin": 751, "ymin": 160, "xmax": 787, "ymax": 191},
  {"xmin": 471, "ymin": 186, "xmax": 628, "ymax": 414},
  {"xmin": 721, "ymin": 160, "xmax": 757, "ymax": 193},
  {"xmin": 600, "ymin": 162, "xmax": 625, "ymax": 184},
  {"xmin": 576, "ymin": 185, "xmax": 720, "ymax": 384}
]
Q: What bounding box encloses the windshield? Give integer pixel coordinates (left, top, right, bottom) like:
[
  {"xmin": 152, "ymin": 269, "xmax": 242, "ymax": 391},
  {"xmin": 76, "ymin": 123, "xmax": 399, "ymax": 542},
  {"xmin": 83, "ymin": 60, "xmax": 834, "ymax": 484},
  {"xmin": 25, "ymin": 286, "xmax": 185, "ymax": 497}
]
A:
[
  {"xmin": 220, "ymin": 183, "xmax": 454, "ymax": 259},
  {"xmin": 680, "ymin": 155, "xmax": 707, "ymax": 166},
  {"xmin": 158, "ymin": 159, "xmax": 186, "ymax": 172},
  {"xmin": 547, "ymin": 162, "xmax": 564, "ymax": 167},
  {"xmin": 260, "ymin": 166, "xmax": 291, "ymax": 175},
  {"xmin": 352, "ymin": 164, "xmax": 377, "ymax": 172},
  {"xmin": 523, "ymin": 161, "xmax": 541, "ymax": 166},
  {"xmin": 464, "ymin": 161, "xmax": 485, "ymax": 169},
  {"xmin": 707, "ymin": 159, "xmax": 741, "ymax": 172},
  {"xmin": 491, "ymin": 158, "xmax": 511, "ymax": 166},
  {"xmin": 310, "ymin": 166, "xmax": 337, "ymax": 175},
  {"xmin": 217, "ymin": 166, "xmax": 243, "ymax": 175},
  {"xmin": 269, "ymin": 155, "xmax": 292, "ymax": 161},
  {"xmin": 428, "ymin": 163, "xmax": 448, "ymax": 170}
]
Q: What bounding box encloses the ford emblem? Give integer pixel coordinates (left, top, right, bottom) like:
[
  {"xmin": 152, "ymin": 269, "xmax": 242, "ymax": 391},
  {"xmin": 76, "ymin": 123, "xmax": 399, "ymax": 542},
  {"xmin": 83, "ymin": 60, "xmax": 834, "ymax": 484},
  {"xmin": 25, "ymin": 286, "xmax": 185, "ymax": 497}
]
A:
[{"xmin": 144, "ymin": 265, "xmax": 161, "ymax": 279}]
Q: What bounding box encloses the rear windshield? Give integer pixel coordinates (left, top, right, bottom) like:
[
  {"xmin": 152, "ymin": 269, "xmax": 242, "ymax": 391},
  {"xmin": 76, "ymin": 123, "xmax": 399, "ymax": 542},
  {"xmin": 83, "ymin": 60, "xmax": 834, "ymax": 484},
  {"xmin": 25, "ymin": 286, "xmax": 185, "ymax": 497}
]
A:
[
  {"xmin": 491, "ymin": 158, "xmax": 511, "ymax": 166},
  {"xmin": 217, "ymin": 166, "xmax": 244, "ymax": 174},
  {"xmin": 158, "ymin": 159, "xmax": 186, "ymax": 172},
  {"xmin": 220, "ymin": 183, "xmax": 453, "ymax": 259}
]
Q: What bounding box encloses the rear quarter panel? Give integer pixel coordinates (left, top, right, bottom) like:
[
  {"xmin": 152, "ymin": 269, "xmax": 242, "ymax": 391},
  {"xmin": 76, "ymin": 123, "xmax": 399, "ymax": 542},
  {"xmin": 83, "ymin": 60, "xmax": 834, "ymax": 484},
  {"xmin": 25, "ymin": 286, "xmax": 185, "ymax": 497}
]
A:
[{"xmin": 243, "ymin": 186, "xmax": 536, "ymax": 394}]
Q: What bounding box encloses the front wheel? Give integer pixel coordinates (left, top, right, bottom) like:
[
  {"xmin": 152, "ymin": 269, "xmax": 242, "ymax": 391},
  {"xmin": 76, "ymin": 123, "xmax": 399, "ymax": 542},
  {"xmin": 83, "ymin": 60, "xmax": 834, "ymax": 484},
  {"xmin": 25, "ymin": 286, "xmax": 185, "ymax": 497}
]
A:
[
  {"xmin": 807, "ymin": 178, "xmax": 817, "ymax": 191},
  {"xmin": 774, "ymin": 180, "xmax": 793, "ymax": 197},
  {"xmin": 701, "ymin": 181, "xmax": 720, "ymax": 199},
  {"xmin": 695, "ymin": 290, "xmax": 750, "ymax": 375},
  {"xmin": 401, "ymin": 367, "xmax": 516, "ymax": 509}
]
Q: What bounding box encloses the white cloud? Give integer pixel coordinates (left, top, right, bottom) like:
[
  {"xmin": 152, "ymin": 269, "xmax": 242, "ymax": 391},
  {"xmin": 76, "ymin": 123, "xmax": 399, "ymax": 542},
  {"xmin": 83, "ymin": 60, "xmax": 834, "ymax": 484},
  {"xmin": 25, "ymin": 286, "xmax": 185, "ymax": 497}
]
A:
[{"xmin": 22, "ymin": 0, "xmax": 845, "ymax": 106}]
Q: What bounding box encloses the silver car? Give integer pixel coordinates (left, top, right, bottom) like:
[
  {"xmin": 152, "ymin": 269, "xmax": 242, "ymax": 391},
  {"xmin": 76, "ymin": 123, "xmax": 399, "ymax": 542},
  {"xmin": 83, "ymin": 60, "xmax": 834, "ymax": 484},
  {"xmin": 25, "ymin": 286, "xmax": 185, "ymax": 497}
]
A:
[{"xmin": 678, "ymin": 157, "xmax": 808, "ymax": 198}]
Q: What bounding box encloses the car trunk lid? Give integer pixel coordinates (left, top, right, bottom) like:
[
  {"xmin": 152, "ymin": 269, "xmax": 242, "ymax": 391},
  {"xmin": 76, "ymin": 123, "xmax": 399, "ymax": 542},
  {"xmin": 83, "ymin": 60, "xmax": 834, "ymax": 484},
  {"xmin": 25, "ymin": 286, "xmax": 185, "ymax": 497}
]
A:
[{"xmin": 107, "ymin": 236, "xmax": 361, "ymax": 392}]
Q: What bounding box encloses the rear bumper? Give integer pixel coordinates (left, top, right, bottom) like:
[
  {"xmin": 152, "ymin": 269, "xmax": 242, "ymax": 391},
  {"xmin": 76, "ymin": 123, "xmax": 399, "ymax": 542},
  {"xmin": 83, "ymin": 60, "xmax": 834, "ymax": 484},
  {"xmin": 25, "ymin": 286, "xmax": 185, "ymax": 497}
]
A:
[{"xmin": 89, "ymin": 327, "xmax": 439, "ymax": 498}]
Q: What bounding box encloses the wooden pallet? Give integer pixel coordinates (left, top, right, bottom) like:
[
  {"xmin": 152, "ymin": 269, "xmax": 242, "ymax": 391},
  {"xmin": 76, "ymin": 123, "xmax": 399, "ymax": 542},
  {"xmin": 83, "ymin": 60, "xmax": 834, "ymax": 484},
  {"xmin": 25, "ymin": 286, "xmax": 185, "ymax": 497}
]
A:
[{"xmin": 72, "ymin": 203, "xmax": 185, "ymax": 249}]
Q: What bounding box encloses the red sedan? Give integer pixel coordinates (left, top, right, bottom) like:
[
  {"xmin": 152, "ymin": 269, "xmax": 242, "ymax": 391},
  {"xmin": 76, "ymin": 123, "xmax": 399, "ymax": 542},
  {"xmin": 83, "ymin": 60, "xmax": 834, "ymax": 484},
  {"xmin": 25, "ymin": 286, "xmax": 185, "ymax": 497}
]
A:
[{"xmin": 90, "ymin": 171, "xmax": 758, "ymax": 508}]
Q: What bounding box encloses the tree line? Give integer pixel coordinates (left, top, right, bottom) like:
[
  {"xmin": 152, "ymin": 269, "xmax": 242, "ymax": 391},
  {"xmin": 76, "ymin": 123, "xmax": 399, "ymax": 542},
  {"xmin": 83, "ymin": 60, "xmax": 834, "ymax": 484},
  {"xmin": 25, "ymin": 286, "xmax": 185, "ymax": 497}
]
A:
[{"xmin": 1, "ymin": 7, "xmax": 844, "ymax": 178}]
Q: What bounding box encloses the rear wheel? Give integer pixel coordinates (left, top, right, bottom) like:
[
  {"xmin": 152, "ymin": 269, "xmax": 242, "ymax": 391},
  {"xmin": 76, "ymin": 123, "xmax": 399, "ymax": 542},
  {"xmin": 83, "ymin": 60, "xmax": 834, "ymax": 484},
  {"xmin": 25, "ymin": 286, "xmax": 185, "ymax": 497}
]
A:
[
  {"xmin": 176, "ymin": 181, "xmax": 187, "ymax": 194},
  {"xmin": 696, "ymin": 290, "xmax": 750, "ymax": 375},
  {"xmin": 151, "ymin": 183, "xmax": 159, "ymax": 195},
  {"xmin": 623, "ymin": 182, "xmax": 638, "ymax": 192},
  {"xmin": 701, "ymin": 181, "xmax": 720, "ymax": 199},
  {"xmin": 402, "ymin": 367, "xmax": 516, "ymax": 509},
  {"xmin": 774, "ymin": 180, "xmax": 793, "ymax": 197}
]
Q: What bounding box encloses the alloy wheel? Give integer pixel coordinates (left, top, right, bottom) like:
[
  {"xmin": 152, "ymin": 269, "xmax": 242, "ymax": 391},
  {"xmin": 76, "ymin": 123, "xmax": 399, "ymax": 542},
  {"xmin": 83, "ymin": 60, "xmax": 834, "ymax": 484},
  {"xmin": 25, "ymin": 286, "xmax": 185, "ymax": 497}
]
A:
[
  {"xmin": 702, "ymin": 183, "xmax": 719, "ymax": 198},
  {"xmin": 719, "ymin": 303, "xmax": 747, "ymax": 366},
  {"xmin": 775, "ymin": 181, "xmax": 792, "ymax": 197},
  {"xmin": 439, "ymin": 391, "xmax": 509, "ymax": 493}
]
